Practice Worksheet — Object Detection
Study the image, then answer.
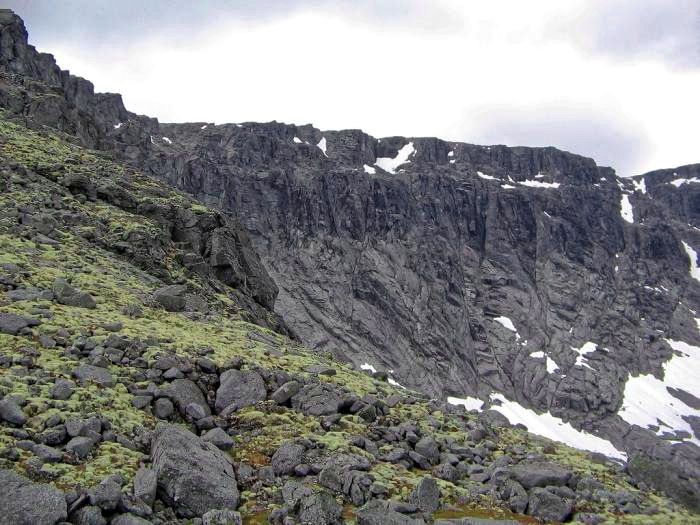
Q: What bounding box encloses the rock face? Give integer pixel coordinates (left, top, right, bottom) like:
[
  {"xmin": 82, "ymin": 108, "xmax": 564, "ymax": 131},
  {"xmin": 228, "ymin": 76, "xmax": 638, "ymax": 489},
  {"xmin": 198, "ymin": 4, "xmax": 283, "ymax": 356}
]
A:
[
  {"xmin": 1, "ymin": 8, "xmax": 700, "ymax": 511},
  {"xmin": 0, "ymin": 468, "xmax": 67, "ymax": 525},
  {"xmin": 151, "ymin": 423, "xmax": 239, "ymax": 518}
]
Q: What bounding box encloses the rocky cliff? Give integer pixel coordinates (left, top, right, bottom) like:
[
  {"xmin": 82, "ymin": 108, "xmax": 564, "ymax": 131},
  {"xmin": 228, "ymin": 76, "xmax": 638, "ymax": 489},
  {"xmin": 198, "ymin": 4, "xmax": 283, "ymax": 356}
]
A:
[{"xmin": 1, "ymin": 9, "xmax": 699, "ymax": 515}]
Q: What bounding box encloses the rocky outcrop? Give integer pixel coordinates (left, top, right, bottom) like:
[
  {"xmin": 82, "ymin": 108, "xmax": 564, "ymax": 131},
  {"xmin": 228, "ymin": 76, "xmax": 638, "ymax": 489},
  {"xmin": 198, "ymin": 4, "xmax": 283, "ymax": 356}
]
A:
[
  {"xmin": 0, "ymin": 469, "xmax": 67, "ymax": 525},
  {"xmin": 150, "ymin": 423, "xmax": 239, "ymax": 518}
]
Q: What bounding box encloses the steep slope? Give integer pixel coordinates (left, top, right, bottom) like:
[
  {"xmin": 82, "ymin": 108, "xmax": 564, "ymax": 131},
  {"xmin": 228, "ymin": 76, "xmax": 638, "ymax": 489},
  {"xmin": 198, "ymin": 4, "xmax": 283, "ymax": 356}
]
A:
[
  {"xmin": 1, "ymin": 9, "xmax": 699, "ymax": 514},
  {"xmin": 3, "ymin": 97, "xmax": 697, "ymax": 525}
]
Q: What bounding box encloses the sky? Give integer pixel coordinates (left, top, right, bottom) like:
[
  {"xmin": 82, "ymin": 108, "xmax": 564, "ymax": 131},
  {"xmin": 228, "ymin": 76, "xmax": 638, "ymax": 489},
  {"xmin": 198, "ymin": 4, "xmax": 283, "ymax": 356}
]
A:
[{"xmin": 6, "ymin": 0, "xmax": 700, "ymax": 175}]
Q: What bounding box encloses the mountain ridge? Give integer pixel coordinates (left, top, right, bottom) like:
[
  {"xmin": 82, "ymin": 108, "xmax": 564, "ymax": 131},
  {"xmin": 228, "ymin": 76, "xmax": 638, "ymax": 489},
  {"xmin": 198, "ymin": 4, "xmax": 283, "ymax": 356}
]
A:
[{"xmin": 1, "ymin": 8, "xmax": 699, "ymax": 518}]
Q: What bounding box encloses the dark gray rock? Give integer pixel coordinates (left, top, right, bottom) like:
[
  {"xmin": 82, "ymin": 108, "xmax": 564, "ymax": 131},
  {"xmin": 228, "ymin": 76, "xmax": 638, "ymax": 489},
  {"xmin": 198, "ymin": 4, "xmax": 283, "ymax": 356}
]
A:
[
  {"xmin": 53, "ymin": 277, "xmax": 96, "ymax": 308},
  {"xmin": 202, "ymin": 509, "xmax": 242, "ymax": 525},
  {"xmin": 270, "ymin": 380, "xmax": 301, "ymax": 404},
  {"xmin": 215, "ymin": 369, "xmax": 266, "ymax": 413},
  {"xmin": 72, "ymin": 365, "xmax": 115, "ymax": 387},
  {"xmin": 356, "ymin": 500, "xmax": 425, "ymax": 525},
  {"xmin": 291, "ymin": 383, "xmax": 341, "ymax": 416},
  {"xmin": 33, "ymin": 444, "xmax": 63, "ymax": 463},
  {"xmin": 153, "ymin": 398, "xmax": 174, "ymax": 419},
  {"xmin": 297, "ymin": 490, "xmax": 342, "ymax": 525},
  {"xmin": 0, "ymin": 312, "xmax": 39, "ymax": 335},
  {"xmin": 110, "ymin": 514, "xmax": 152, "ymax": 525},
  {"xmin": 69, "ymin": 505, "xmax": 106, "ymax": 525},
  {"xmin": 508, "ymin": 462, "xmax": 572, "ymax": 489},
  {"xmin": 50, "ymin": 378, "xmax": 75, "ymax": 400},
  {"xmin": 153, "ymin": 285, "xmax": 187, "ymax": 312},
  {"xmin": 163, "ymin": 378, "xmax": 211, "ymax": 418},
  {"xmin": 0, "ymin": 468, "xmax": 67, "ymax": 525},
  {"xmin": 0, "ymin": 396, "xmax": 26, "ymax": 425},
  {"xmin": 66, "ymin": 436, "xmax": 95, "ymax": 459},
  {"xmin": 272, "ymin": 441, "xmax": 305, "ymax": 475},
  {"xmin": 89, "ymin": 477, "xmax": 122, "ymax": 511},
  {"xmin": 151, "ymin": 423, "xmax": 239, "ymax": 518},
  {"xmin": 527, "ymin": 487, "xmax": 573, "ymax": 522},
  {"xmin": 133, "ymin": 467, "xmax": 157, "ymax": 507},
  {"xmin": 414, "ymin": 436, "xmax": 440, "ymax": 465},
  {"xmin": 409, "ymin": 476, "xmax": 441, "ymax": 514},
  {"xmin": 202, "ymin": 427, "xmax": 235, "ymax": 450}
]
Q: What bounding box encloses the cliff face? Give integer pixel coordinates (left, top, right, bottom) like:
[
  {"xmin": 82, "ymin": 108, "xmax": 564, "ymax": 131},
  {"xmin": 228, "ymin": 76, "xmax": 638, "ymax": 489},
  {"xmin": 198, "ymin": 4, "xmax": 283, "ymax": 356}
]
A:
[{"xmin": 1, "ymin": 9, "xmax": 699, "ymax": 508}]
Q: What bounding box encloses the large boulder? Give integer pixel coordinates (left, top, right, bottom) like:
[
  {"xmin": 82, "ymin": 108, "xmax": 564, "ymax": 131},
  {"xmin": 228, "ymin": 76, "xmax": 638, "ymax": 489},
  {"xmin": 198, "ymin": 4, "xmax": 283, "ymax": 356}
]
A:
[
  {"xmin": 356, "ymin": 500, "xmax": 425, "ymax": 525},
  {"xmin": 0, "ymin": 468, "xmax": 67, "ymax": 525},
  {"xmin": 53, "ymin": 277, "xmax": 96, "ymax": 308},
  {"xmin": 297, "ymin": 490, "xmax": 343, "ymax": 525},
  {"xmin": 0, "ymin": 396, "xmax": 26, "ymax": 425},
  {"xmin": 409, "ymin": 476, "xmax": 441, "ymax": 514},
  {"xmin": 151, "ymin": 423, "xmax": 239, "ymax": 518},
  {"xmin": 527, "ymin": 487, "xmax": 574, "ymax": 522},
  {"xmin": 508, "ymin": 462, "xmax": 572, "ymax": 489},
  {"xmin": 163, "ymin": 379, "xmax": 211, "ymax": 418},
  {"xmin": 0, "ymin": 312, "xmax": 40, "ymax": 335},
  {"xmin": 291, "ymin": 383, "xmax": 342, "ymax": 416},
  {"xmin": 271, "ymin": 441, "xmax": 306, "ymax": 475},
  {"xmin": 72, "ymin": 364, "xmax": 115, "ymax": 387},
  {"xmin": 153, "ymin": 285, "xmax": 187, "ymax": 312},
  {"xmin": 214, "ymin": 369, "xmax": 266, "ymax": 413}
]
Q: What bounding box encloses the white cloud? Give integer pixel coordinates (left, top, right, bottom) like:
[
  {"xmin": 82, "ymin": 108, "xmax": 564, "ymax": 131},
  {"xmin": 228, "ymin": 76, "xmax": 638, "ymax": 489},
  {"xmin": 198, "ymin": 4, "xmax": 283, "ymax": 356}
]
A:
[{"xmin": 32, "ymin": 1, "xmax": 700, "ymax": 175}]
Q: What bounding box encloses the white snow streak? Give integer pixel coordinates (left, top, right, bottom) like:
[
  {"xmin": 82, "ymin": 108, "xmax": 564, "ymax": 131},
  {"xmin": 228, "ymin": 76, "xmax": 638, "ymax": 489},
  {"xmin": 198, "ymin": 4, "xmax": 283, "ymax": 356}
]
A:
[
  {"xmin": 670, "ymin": 177, "xmax": 700, "ymax": 187},
  {"xmin": 682, "ymin": 241, "xmax": 700, "ymax": 283},
  {"xmin": 447, "ymin": 396, "xmax": 484, "ymax": 411},
  {"xmin": 620, "ymin": 194, "xmax": 634, "ymax": 223},
  {"xmin": 375, "ymin": 142, "xmax": 416, "ymax": 174},
  {"xmin": 360, "ymin": 363, "xmax": 377, "ymax": 374},
  {"xmin": 162, "ymin": 137, "xmax": 172, "ymax": 144},
  {"xmin": 477, "ymin": 171, "xmax": 497, "ymax": 180},
  {"xmin": 494, "ymin": 316, "xmax": 521, "ymax": 340},
  {"xmin": 317, "ymin": 137, "xmax": 328, "ymax": 156},
  {"xmin": 632, "ymin": 178, "xmax": 646, "ymax": 194},
  {"xmin": 571, "ymin": 341, "xmax": 597, "ymax": 370},
  {"xmin": 363, "ymin": 164, "xmax": 376, "ymax": 175},
  {"xmin": 489, "ymin": 394, "xmax": 627, "ymax": 460},
  {"xmin": 293, "ymin": 136, "xmax": 302, "ymax": 144},
  {"xmin": 114, "ymin": 122, "xmax": 123, "ymax": 129},
  {"xmin": 518, "ymin": 180, "xmax": 560, "ymax": 189},
  {"xmin": 388, "ymin": 377, "xmax": 406, "ymax": 389}
]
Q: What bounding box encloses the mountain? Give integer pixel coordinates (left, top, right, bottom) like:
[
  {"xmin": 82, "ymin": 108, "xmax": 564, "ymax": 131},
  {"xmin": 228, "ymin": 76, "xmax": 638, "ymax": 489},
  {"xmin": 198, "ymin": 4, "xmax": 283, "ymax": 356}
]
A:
[{"xmin": 0, "ymin": 8, "xmax": 698, "ymax": 522}]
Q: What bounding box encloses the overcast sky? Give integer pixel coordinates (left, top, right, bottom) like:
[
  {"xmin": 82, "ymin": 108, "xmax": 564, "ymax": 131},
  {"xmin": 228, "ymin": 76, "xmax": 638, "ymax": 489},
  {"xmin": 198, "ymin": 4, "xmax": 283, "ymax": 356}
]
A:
[{"xmin": 6, "ymin": 0, "xmax": 700, "ymax": 175}]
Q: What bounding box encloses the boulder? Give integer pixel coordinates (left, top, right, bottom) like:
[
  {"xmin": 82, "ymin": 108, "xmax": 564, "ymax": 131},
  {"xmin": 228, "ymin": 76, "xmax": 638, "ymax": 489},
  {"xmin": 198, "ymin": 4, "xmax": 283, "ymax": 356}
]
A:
[
  {"xmin": 66, "ymin": 436, "xmax": 95, "ymax": 459},
  {"xmin": 297, "ymin": 490, "xmax": 343, "ymax": 525},
  {"xmin": 0, "ymin": 312, "xmax": 39, "ymax": 335},
  {"xmin": 356, "ymin": 500, "xmax": 425, "ymax": 525},
  {"xmin": 69, "ymin": 505, "xmax": 106, "ymax": 525},
  {"xmin": 414, "ymin": 436, "xmax": 440, "ymax": 465},
  {"xmin": 270, "ymin": 380, "xmax": 301, "ymax": 404},
  {"xmin": 72, "ymin": 364, "xmax": 115, "ymax": 387},
  {"xmin": 0, "ymin": 469, "xmax": 67, "ymax": 525},
  {"xmin": 50, "ymin": 378, "xmax": 75, "ymax": 400},
  {"xmin": 214, "ymin": 369, "xmax": 266, "ymax": 413},
  {"xmin": 409, "ymin": 476, "xmax": 441, "ymax": 514},
  {"xmin": 89, "ymin": 477, "xmax": 122, "ymax": 511},
  {"xmin": 508, "ymin": 462, "xmax": 572, "ymax": 489},
  {"xmin": 202, "ymin": 427, "xmax": 235, "ymax": 450},
  {"xmin": 163, "ymin": 379, "xmax": 211, "ymax": 418},
  {"xmin": 202, "ymin": 509, "xmax": 242, "ymax": 525},
  {"xmin": 133, "ymin": 467, "xmax": 157, "ymax": 507},
  {"xmin": 151, "ymin": 423, "xmax": 239, "ymax": 518},
  {"xmin": 53, "ymin": 277, "xmax": 96, "ymax": 308},
  {"xmin": 271, "ymin": 441, "xmax": 306, "ymax": 475},
  {"xmin": 153, "ymin": 285, "xmax": 187, "ymax": 312},
  {"xmin": 291, "ymin": 383, "xmax": 342, "ymax": 416},
  {"xmin": 527, "ymin": 487, "xmax": 573, "ymax": 522},
  {"xmin": 111, "ymin": 514, "xmax": 153, "ymax": 525},
  {"xmin": 0, "ymin": 396, "xmax": 26, "ymax": 425}
]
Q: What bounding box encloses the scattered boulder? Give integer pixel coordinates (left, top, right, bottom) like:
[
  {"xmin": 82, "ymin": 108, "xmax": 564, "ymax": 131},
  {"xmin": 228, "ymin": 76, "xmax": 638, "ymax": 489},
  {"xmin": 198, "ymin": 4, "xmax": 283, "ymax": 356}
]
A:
[
  {"xmin": 297, "ymin": 490, "xmax": 343, "ymax": 525},
  {"xmin": 151, "ymin": 423, "xmax": 239, "ymax": 518},
  {"xmin": 153, "ymin": 285, "xmax": 187, "ymax": 312},
  {"xmin": 272, "ymin": 441, "xmax": 306, "ymax": 475},
  {"xmin": 69, "ymin": 505, "xmax": 106, "ymax": 525},
  {"xmin": 215, "ymin": 369, "xmax": 266, "ymax": 413},
  {"xmin": 202, "ymin": 509, "xmax": 242, "ymax": 525},
  {"xmin": 356, "ymin": 500, "xmax": 425, "ymax": 525},
  {"xmin": 72, "ymin": 364, "xmax": 115, "ymax": 387},
  {"xmin": 111, "ymin": 514, "xmax": 152, "ymax": 525},
  {"xmin": 66, "ymin": 436, "xmax": 95, "ymax": 459},
  {"xmin": 291, "ymin": 383, "xmax": 341, "ymax": 416},
  {"xmin": 0, "ymin": 396, "xmax": 26, "ymax": 426},
  {"xmin": 53, "ymin": 277, "xmax": 96, "ymax": 308},
  {"xmin": 0, "ymin": 312, "xmax": 40, "ymax": 335},
  {"xmin": 50, "ymin": 378, "xmax": 75, "ymax": 400},
  {"xmin": 0, "ymin": 469, "xmax": 67, "ymax": 525},
  {"xmin": 89, "ymin": 477, "xmax": 122, "ymax": 511},
  {"xmin": 153, "ymin": 398, "xmax": 174, "ymax": 419},
  {"xmin": 133, "ymin": 467, "xmax": 157, "ymax": 507},
  {"xmin": 202, "ymin": 427, "xmax": 235, "ymax": 450},
  {"xmin": 270, "ymin": 380, "xmax": 301, "ymax": 405},
  {"xmin": 409, "ymin": 476, "xmax": 441, "ymax": 514},
  {"xmin": 163, "ymin": 379, "xmax": 211, "ymax": 418},
  {"xmin": 415, "ymin": 436, "xmax": 440, "ymax": 465},
  {"xmin": 508, "ymin": 462, "xmax": 572, "ymax": 489},
  {"xmin": 527, "ymin": 487, "xmax": 574, "ymax": 522}
]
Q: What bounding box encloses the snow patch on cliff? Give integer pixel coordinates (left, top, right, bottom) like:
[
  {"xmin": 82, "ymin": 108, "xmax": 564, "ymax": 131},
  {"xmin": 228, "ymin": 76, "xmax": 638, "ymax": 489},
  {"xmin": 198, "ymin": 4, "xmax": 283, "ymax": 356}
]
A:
[
  {"xmin": 682, "ymin": 241, "xmax": 700, "ymax": 282},
  {"xmin": 375, "ymin": 142, "xmax": 415, "ymax": 174},
  {"xmin": 620, "ymin": 194, "xmax": 634, "ymax": 223}
]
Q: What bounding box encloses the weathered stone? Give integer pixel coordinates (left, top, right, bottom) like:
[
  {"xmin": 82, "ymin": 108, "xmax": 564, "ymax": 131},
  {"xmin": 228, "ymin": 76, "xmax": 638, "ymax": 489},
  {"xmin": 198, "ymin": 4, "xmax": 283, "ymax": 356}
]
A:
[
  {"xmin": 297, "ymin": 490, "xmax": 342, "ymax": 525},
  {"xmin": 272, "ymin": 441, "xmax": 305, "ymax": 475},
  {"xmin": 508, "ymin": 462, "xmax": 572, "ymax": 489},
  {"xmin": 270, "ymin": 380, "xmax": 301, "ymax": 404},
  {"xmin": 0, "ymin": 468, "xmax": 67, "ymax": 525},
  {"xmin": 153, "ymin": 398, "xmax": 174, "ymax": 419},
  {"xmin": 89, "ymin": 477, "xmax": 122, "ymax": 511},
  {"xmin": 50, "ymin": 378, "xmax": 75, "ymax": 400},
  {"xmin": 409, "ymin": 476, "xmax": 441, "ymax": 514},
  {"xmin": 151, "ymin": 423, "xmax": 239, "ymax": 518},
  {"xmin": 163, "ymin": 378, "xmax": 211, "ymax": 418},
  {"xmin": 0, "ymin": 312, "xmax": 39, "ymax": 335},
  {"xmin": 72, "ymin": 365, "xmax": 115, "ymax": 387},
  {"xmin": 215, "ymin": 369, "xmax": 266, "ymax": 413},
  {"xmin": 70, "ymin": 505, "xmax": 107, "ymax": 525},
  {"xmin": 133, "ymin": 467, "xmax": 157, "ymax": 507},
  {"xmin": 0, "ymin": 396, "xmax": 26, "ymax": 425},
  {"xmin": 66, "ymin": 436, "xmax": 95, "ymax": 459},
  {"xmin": 202, "ymin": 427, "xmax": 235, "ymax": 450},
  {"xmin": 356, "ymin": 500, "xmax": 425, "ymax": 525},
  {"xmin": 53, "ymin": 277, "xmax": 96, "ymax": 308},
  {"xmin": 527, "ymin": 487, "xmax": 573, "ymax": 522},
  {"xmin": 202, "ymin": 509, "xmax": 242, "ymax": 525}
]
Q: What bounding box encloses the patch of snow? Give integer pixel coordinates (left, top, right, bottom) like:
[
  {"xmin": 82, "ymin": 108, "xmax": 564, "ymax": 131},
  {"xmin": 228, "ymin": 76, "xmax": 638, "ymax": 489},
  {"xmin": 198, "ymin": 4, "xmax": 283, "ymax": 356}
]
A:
[
  {"xmin": 317, "ymin": 137, "xmax": 328, "ymax": 157},
  {"xmin": 360, "ymin": 363, "xmax": 377, "ymax": 374},
  {"xmin": 682, "ymin": 241, "xmax": 700, "ymax": 282},
  {"xmin": 571, "ymin": 342, "xmax": 597, "ymax": 369},
  {"xmin": 535, "ymin": 172, "xmax": 545, "ymax": 179},
  {"xmin": 363, "ymin": 164, "xmax": 376, "ymax": 174},
  {"xmin": 494, "ymin": 316, "xmax": 521, "ymax": 340},
  {"xmin": 114, "ymin": 122, "xmax": 123, "ymax": 129},
  {"xmin": 546, "ymin": 357, "xmax": 560, "ymax": 373},
  {"xmin": 632, "ymin": 178, "xmax": 646, "ymax": 194},
  {"xmin": 619, "ymin": 338, "xmax": 700, "ymax": 445},
  {"xmin": 162, "ymin": 137, "xmax": 172, "ymax": 144},
  {"xmin": 447, "ymin": 396, "xmax": 484, "ymax": 411},
  {"xmin": 670, "ymin": 177, "xmax": 700, "ymax": 188},
  {"xmin": 490, "ymin": 393, "xmax": 627, "ymax": 460},
  {"xmin": 519, "ymin": 180, "xmax": 560, "ymax": 189},
  {"xmin": 530, "ymin": 351, "xmax": 545, "ymax": 358},
  {"xmin": 600, "ymin": 177, "xmax": 607, "ymax": 181},
  {"xmin": 150, "ymin": 135, "xmax": 156, "ymax": 145},
  {"xmin": 501, "ymin": 184, "xmax": 516, "ymax": 189},
  {"xmin": 388, "ymin": 377, "xmax": 406, "ymax": 389},
  {"xmin": 293, "ymin": 136, "xmax": 302, "ymax": 144},
  {"xmin": 201, "ymin": 125, "xmax": 207, "ymax": 130},
  {"xmin": 477, "ymin": 171, "xmax": 497, "ymax": 180},
  {"xmin": 375, "ymin": 142, "xmax": 416, "ymax": 174},
  {"xmin": 543, "ymin": 211, "xmax": 552, "ymax": 218},
  {"xmin": 620, "ymin": 194, "xmax": 634, "ymax": 223},
  {"xmin": 449, "ymin": 159, "xmax": 456, "ymax": 164},
  {"xmin": 448, "ymin": 150, "xmax": 454, "ymax": 157}
]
